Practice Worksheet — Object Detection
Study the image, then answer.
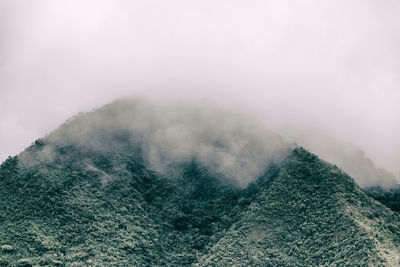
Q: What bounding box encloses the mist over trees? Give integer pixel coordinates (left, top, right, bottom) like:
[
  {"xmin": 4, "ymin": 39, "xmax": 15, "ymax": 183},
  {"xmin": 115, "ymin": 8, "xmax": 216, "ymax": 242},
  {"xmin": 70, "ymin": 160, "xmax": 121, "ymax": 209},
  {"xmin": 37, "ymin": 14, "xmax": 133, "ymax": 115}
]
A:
[
  {"xmin": 1, "ymin": 1, "xmax": 400, "ymax": 265},
  {"xmin": 1, "ymin": 100, "xmax": 400, "ymax": 265},
  {"xmin": 17, "ymin": 98, "xmax": 398, "ymax": 189},
  {"xmin": 20, "ymin": 98, "xmax": 293, "ymax": 188}
]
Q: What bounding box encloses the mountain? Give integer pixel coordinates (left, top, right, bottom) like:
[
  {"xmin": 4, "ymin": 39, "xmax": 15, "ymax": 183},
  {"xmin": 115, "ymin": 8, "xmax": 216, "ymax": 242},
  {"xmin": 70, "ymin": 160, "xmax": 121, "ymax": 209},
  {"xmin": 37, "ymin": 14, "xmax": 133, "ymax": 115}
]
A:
[
  {"xmin": 1, "ymin": 100, "xmax": 400, "ymax": 266},
  {"xmin": 198, "ymin": 148, "xmax": 400, "ymax": 266},
  {"xmin": 282, "ymin": 130, "xmax": 399, "ymax": 189},
  {"xmin": 364, "ymin": 185, "xmax": 400, "ymax": 213}
]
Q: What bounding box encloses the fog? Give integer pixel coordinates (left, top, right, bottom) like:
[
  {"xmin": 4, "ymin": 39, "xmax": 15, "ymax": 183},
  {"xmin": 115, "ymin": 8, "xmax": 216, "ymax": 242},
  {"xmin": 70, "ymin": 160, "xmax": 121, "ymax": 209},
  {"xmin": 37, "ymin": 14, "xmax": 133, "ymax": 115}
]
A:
[
  {"xmin": 1, "ymin": 1, "xmax": 400, "ymax": 183},
  {"xmin": 21, "ymin": 98, "xmax": 290, "ymax": 187}
]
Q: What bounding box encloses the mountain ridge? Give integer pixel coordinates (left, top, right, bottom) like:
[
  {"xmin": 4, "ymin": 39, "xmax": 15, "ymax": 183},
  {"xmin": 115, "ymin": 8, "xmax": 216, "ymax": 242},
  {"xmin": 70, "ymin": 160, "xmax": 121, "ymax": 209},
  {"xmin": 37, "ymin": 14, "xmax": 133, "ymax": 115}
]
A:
[
  {"xmin": 1, "ymin": 101, "xmax": 400, "ymax": 266},
  {"xmin": 1, "ymin": 143, "xmax": 400, "ymax": 266},
  {"xmin": 198, "ymin": 148, "xmax": 400, "ymax": 266}
]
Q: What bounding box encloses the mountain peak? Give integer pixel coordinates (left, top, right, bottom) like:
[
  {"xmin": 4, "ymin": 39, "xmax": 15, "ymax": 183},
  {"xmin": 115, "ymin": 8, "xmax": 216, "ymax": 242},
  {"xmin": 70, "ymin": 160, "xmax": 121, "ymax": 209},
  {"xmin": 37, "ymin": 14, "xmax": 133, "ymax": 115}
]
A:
[
  {"xmin": 1, "ymin": 103, "xmax": 400, "ymax": 266},
  {"xmin": 199, "ymin": 147, "xmax": 400, "ymax": 266}
]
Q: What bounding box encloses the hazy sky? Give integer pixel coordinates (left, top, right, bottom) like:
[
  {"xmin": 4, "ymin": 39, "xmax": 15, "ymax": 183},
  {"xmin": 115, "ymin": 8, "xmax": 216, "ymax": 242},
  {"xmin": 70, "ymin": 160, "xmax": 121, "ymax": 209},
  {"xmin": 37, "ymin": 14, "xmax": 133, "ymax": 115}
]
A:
[{"xmin": 0, "ymin": 0, "xmax": 399, "ymax": 176}]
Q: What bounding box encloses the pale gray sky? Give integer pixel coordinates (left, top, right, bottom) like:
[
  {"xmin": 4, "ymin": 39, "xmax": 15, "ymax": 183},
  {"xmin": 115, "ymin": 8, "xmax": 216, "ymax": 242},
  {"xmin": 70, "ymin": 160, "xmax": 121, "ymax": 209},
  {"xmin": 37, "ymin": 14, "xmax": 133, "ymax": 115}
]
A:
[{"xmin": 0, "ymin": 0, "xmax": 399, "ymax": 176}]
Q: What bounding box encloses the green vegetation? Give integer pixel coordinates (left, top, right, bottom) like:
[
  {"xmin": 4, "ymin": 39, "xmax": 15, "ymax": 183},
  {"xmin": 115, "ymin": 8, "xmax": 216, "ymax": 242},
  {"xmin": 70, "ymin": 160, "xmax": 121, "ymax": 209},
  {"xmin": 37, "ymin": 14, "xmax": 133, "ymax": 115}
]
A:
[
  {"xmin": 364, "ymin": 186, "xmax": 400, "ymax": 213},
  {"xmin": 0, "ymin": 140, "xmax": 245, "ymax": 266},
  {"xmin": 1, "ymin": 130, "xmax": 399, "ymax": 265},
  {"xmin": 198, "ymin": 148, "xmax": 400, "ymax": 266}
]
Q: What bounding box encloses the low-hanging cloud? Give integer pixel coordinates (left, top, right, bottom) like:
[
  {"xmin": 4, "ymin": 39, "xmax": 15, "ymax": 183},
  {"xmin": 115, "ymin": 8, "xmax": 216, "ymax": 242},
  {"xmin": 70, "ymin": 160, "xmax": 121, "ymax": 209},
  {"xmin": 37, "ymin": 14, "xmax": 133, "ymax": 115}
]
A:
[
  {"xmin": 22, "ymin": 98, "xmax": 292, "ymax": 187},
  {"xmin": 1, "ymin": 1, "xmax": 400, "ymax": 185}
]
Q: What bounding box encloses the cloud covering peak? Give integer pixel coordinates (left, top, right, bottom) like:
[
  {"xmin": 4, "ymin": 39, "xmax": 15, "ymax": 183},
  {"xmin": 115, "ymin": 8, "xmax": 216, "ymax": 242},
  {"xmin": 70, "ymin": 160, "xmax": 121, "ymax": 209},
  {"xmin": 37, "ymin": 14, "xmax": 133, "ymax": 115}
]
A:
[
  {"xmin": 32, "ymin": 99, "xmax": 291, "ymax": 187},
  {"xmin": 1, "ymin": 1, "xmax": 399, "ymax": 179}
]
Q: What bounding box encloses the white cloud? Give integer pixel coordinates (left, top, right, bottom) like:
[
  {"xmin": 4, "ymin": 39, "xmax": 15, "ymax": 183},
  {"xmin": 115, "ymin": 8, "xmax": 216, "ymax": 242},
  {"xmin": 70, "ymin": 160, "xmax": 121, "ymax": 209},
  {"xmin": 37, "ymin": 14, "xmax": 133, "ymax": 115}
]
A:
[{"xmin": 0, "ymin": 0, "xmax": 399, "ymax": 177}]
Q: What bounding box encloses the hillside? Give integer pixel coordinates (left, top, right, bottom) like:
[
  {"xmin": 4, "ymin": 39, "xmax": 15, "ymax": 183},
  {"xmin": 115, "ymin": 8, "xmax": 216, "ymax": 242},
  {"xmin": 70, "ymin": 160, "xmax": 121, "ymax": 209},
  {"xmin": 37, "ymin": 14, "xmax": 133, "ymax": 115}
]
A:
[
  {"xmin": 199, "ymin": 148, "xmax": 400, "ymax": 266},
  {"xmin": 365, "ymin": 186, "xmax": 400, "ymax": 213},
  {"xmin": 1, "ymin": 144, "xmax": 400, "ymax": 266},
  {"xmin": 1, "ymin": 101, "xmax": 400, "ymax": 266},
  {"xmin": 287, "ymin": 131, "xmax": 399, "ymax": 189}
]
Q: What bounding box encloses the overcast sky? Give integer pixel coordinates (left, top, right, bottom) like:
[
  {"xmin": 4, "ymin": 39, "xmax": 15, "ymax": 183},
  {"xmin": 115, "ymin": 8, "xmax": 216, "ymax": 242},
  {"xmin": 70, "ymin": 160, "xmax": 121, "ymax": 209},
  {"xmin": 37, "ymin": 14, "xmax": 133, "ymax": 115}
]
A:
[{"xmin": 0, "ymin": 0, "xmax": 399, "ymax": 176}]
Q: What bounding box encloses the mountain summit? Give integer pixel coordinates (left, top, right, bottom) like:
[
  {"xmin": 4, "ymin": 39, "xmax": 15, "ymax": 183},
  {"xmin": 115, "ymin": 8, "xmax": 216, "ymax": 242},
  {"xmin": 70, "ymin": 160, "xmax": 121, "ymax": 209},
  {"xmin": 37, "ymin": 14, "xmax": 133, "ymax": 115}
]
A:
[
  {"xmin": 199, "ymin": 148, "xmax": 400, "ymax": 266},
  {"xmin": 1, "ymin": 100, "xmax": 399, "ymax": 266}
]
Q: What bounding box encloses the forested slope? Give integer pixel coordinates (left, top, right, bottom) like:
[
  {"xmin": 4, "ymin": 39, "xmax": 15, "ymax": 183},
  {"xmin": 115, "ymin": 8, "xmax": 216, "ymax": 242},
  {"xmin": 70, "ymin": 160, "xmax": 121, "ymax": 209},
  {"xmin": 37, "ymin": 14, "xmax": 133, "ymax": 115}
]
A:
[
  {"xmin": 1, "ymin": 144, "xmax": 399, "ymax": 266},
  {"xmin": 1, "ymin": 101, "xmax": 399, "ymax": 266}
]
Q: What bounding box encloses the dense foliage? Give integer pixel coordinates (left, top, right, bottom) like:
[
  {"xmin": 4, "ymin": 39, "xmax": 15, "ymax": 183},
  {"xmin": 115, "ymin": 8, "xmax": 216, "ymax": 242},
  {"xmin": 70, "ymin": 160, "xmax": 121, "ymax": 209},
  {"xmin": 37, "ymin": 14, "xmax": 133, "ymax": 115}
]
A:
[
  {"xmin": 0, "ymin": 139, "xmax": 246, "ymax": 266},
  {"xmin": 198, "ymin": 148, "xmax": 400, "ymax": 266},
  {"xmin": 364, "ymin": 186, "xmax": 400, "ymax": 213},
  {"xmin": 1, "ymin": 136, "xmax": 400, "ymax": 265}
]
